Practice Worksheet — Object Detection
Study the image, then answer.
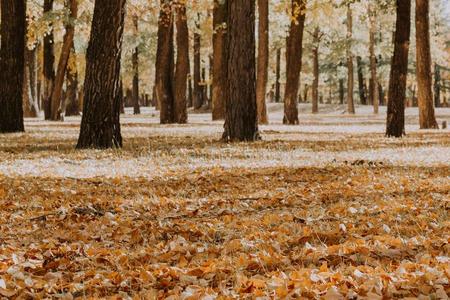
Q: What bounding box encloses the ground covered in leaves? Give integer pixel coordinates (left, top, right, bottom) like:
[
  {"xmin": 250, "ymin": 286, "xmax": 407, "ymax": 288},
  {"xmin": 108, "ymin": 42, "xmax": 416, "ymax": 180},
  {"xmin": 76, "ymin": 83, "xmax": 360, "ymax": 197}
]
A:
[{"xmin": 0, "ymin": 105, "xmax": 449, "ymax": 299}]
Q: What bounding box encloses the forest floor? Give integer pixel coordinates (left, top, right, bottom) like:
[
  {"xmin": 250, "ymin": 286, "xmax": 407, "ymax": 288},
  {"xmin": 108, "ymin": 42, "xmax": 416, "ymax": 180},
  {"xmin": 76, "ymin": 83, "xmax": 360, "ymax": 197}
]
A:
[{"xmin": 0, "ymin": 104, "xmax": 449, "ymax": 299}]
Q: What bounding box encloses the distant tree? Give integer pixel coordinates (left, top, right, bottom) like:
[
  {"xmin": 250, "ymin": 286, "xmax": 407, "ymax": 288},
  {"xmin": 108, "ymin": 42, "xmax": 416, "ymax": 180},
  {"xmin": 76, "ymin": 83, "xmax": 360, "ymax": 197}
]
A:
[
  {"xmin": 346, "ymin": 4, "xmax": 355, "ymax": 114},
  {"xmin": 77, "ymin": 0, "xmax": 126, "ymax": 148},
  {"xmin": 43, "ymin": 0, "xmax": 56, "ymax": 120},
  {"xmin": 223, "ymin": 0, "xmax": 258, "ymax": 141},
  {"xmin": 212, "ymin": 0, "xmax": 227, "ymax": 120},
  {"xmin": 386, "ymin": 0, "xmax": 411, "ymax": 137},
  {"xmin": 415, "ymin": 0, "xmax": 438, "ymax": 129},
  {"xmin": 132, "ymin": 15, "xmax": 141, "ymax": 115},
  {"xmin": 193, "ymin": 13, "xmax": 204, "ymax": 110},
  {"xmin": 65, "ymin": 45, "xmax": 80, "ymax": 116},
  {"xmin": 0, "ymin": 0, "xmax": 26, "ymax": 133},
  {"xmin": 368, "ymin": 3, "xmax": 379, "ymax": 114},
  {"xmin": 256, "ymin": 0, "xmax": 269, "ymax": 124}
]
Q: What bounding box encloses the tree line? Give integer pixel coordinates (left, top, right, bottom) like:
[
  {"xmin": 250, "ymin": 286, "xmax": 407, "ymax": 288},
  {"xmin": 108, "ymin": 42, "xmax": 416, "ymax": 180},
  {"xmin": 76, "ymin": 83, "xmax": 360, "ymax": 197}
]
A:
[{"xmin": 0, "ymin": 0, "xmax": 444, "ymax": 149}]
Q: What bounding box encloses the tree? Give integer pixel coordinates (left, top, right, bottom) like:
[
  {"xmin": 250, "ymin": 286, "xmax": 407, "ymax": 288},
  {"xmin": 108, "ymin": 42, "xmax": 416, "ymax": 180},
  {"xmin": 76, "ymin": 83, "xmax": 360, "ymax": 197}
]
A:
[
  {"xmin": 212, "ymin": 0, "xmax": 227, "ymax": 120},
  {"xmin": 76, "ymin": 0, "xmax": 126, "ymax": 149},
  {"xmin": 65, "ymin": 45, "xmax": 79, "ymax": 116},
  {"xmin": 50, "ymin": 0, "xmax": 78, "ymax": 121},
  {"xmin": 346, "ymin": 4, "xmax": 355, "ymax": 114},
  {"xmin": 311, "ymin": 26, "xmax": 323, "ymax": 114},
  {"xmin": 368, "ymin": 3, "xmax": 379, "ymax": 114},
  {"xmin": 0, "ymin": 0, "xmax": 26, "ymax": 133},
  {"xmin": 415, "ymin": 0, "xmax": 438, "ymax": 129},
  {"xmin": 256, "ymin": 0, "xmax": 269, "ymax": 124},
  {"xmin": 193, "ymin": 13, "xmax": 204, "ymax": 110},
  {"xmin": 223, "ymin": 0, "xmax": 258, "ymax": 141},
  {"xmin": 43, "ymin": 0, "xmax": 56, "ymax": 120},
  {"xmin": 155, "ymin": 0, "xmax": 175, "ymax": 124},
  {"xmin": 386, "ymin": 0, "xmax": 411, "ymax": 137},
  {"xmin": 283, "ymin": 0, "xmax": 307, "ymax": 125},
  {"xmin": 132, "ymin": 15, "xmax": 141, "ymax": 115},
  {"xmin": 174, "ymin": 1, "xmax": 189, "ymax": 123}
]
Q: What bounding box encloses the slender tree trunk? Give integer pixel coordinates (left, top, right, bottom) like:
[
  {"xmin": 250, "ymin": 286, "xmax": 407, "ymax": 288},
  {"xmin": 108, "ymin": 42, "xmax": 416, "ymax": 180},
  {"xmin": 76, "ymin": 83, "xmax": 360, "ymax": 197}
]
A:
[
  {"xmin": 155, "ymin": 0, "xmax": 176, "ymax": 124},
  {"xmin": 65, "ymin": 44, "xmax": 79, "ymax": 116},
  {"xmin": 368, "ymin": 3, "xmax": 379, "ymax": 113},
  {"xmin": 275, "ymin": 48, "xmax": 281, "ymax": 103},
  {"xmin": 356, "ymin": 56, "xmax": 367, "ymax": 105},
  {"xmin": 256, "ymin": 0, "xmax": 269, "ymax": 124},
  {"xmin": 386, "ymin": 0, "xmax": 411, "ymax": 137},
  {"xmin": 174, "ymin": 2, "xmax": 189, "ymax": 123},
  {"xmin": 415, "ymin": 0, "xmax": 438, "ymax": 129},
  {"xmin": 339, "ymin": 78, "xmax": 344, "ymax": 105},
  {"xmin": 50, "ymin": 0, "xmax": 77, "ymax": 121},
  {"xmin": 212, "ymin": 0, "xmax": 227, "ymax": 120},
  {"xmin": 283, "ymin": 0, "xmax": 307, "ymax": 124},
  {"xmin": 312, "ymin": 27, "xmax": 320, "ymax": 114},
  {"xmin": 76, "ymin": 0, "xmax": 125, "ymax": 149},
  {"xmin": 193, "ymin": 14, "xmax": 203, "ymax": 109},
  {"xmin": 43, "ymin": 0, "xmax": 55, "ymax": 120},
  {"xmin": 23, "ymin": 48, "xmax": 39, "ymax": 118},
  {"xmin": 132, "ymin": 16, "xmax": 141, "ymax": 115},
  {"xmin": 346, "ymin": 4, "xmax": 355, "ymax": 114},
  {"xmin": 223, "ymin": 0, "xmax": 258, "ymax": 141},
  {"xmin": 188, "ymin": 77, "xmax": 193, "ymax": 107},
  {"xmin": 0, "ymin": 0, "xmax": 26, "ymax": 133}
]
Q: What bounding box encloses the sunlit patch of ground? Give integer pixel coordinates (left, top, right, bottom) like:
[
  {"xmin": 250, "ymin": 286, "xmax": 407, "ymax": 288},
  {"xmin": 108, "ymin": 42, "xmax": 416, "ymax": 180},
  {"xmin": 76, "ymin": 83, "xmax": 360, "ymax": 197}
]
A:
[{"xmin": 0, "ymin": 104, "xmax": 448, "ymax": 298}]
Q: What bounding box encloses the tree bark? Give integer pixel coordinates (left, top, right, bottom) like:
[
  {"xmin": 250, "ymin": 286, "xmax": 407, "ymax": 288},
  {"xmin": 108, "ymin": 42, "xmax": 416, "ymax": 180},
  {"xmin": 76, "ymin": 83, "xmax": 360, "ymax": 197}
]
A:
[
  {"xmin": 76, "ymin": 0, "xmax": 125, "ymax": 149},
  {"xmin": 212, "ymin": 0, "xmax": 227, "ymax": 120},
  {"xmin": 346, "ymin": 4, "xmax": 355, "ymax": 114},
  {"xmin": 415, "ymin": 0, "xmax": 438, "ymax": 129},
  {"xmin": 223, "ymin": 0, "xmax": 258, "ymax": 141},
  {"xmin": 311, "ymin": 27, "xmax": 320, "ymax": 114},
  {"xmin": 65, "ymin": 44, "xmax": 79, "ymax": 116},
  {"xmin": 193, "ymin": 14, "xmax": 203, "ymax": 109},
  {"xmin": 23, "ymin": 48, "xmax": 39, "ymax": 118},
  {"xmin": 0, "ymin": 0, "xmax": 26, "ymax": 132},
  {"xmin": 275, "ymin": 48, "xmax": 281, "ymax": 103},
  {"xmin": 43, "ymin": 0, "xmax": 55, "ymax": 120},
  {"xmin": 174, "ymin": 2, "xmax": 189, "ymax": 123},
  {"xmin": 368, "ymin": 3, "xmax": 379, "ymax": 113},
  {"xmin": 356, "ymin": 56, "xmax": 367, "ymax": 105},
  {"xmin": 283, "ymin": 0, "xmax": 306, "ymax": 124},
  {"xmin": 256, "ymin": 0, "xmax": 269, "ymax": 124},
  {"xmin": 386, "ymin": 0, "xmax": 411, "ymax": 137},
  {"xmin": 50, "ymin": 0, "xmax": 77, "ymax": 121},
  {"xmin": 155, "ymin": 0, "xmax": 176, "ymax": 124}
]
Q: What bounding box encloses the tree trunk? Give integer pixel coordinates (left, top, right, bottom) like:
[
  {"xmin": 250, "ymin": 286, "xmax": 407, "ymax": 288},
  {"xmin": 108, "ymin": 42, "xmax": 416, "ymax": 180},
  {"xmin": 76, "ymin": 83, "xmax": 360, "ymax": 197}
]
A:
[
  {"xmin": 193, "ymin": 14, "xmax": 203, "ymax": 109},
  {"xmin": 256, "ymin": 0, "xmax": 269, "ymax": 124},
  {"xmin": 76, "ymin": 0, "xmax": 125, "ymax": 149},
  {"xmin": 155, "ymin": 0, "xmax": 175, "ymax": 124},
  {"xmin": 368, "ymin": 3, "xmax": 379, "ymax": 113},
  {"xmin": 223, "ymin": 0, "xmax": 258, "ymax": 141},
  {"xmin": 415, "ymin": 0, "xmax": 438, "ymax": 129},
  {"xmin": 65, "ymin": 44, "xmax": 79, "ymax": 116},
  {"xmin": 23, "ymin": 48, "xmax": 39, "ymax": 118},
  {"xmin": 43, "ymin": 0, "xmax": 55, "ymax": 120},
  {"xmin": 339, "ymin": 78, "xmax": 344, "ymax": 105},
  {"xmin": 212, "ymin": 0, "xmax": 227, "ymax": 120},
  {"xmin": 312, "ymin": 27, "xmax": 320, "ymax": 114},
  {"xmin": 283, "ymin": 0, "xmax": 306, "ymax": 124},
  {"xmin": 0, "ymin": 0, "xmax": 26, "ymax": 133},
  {"xmin": 174, "ymin": 2, "xmax": 189, "ymax": 123},
  {"xmin": 356, "ymin": 56, "xmax": 367, "ymax": 105},
  {"xmin": 346, "ymin": 4, "xmax": 355, "ymax": 114},
  {"xmin": 275, "ymin": 48, "xmax": 281, "ymax": 103},
  {"xmin": 50, "ymin": 0, "xmax": 77, "ymax": 121},
  {"xmin": 386, "ymin": 0, "xmax": 411, "ymax": 137},
  {"xmin": 131, "ymin": 16, "xmax": 141, "ymax": 115}
]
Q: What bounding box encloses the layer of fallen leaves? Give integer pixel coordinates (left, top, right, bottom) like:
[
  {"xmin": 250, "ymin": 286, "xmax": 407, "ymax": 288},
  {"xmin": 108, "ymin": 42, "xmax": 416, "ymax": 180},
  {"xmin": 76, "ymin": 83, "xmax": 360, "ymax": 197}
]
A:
[{"xmin": 0, "ymin": 165, "xmax": 449, "ymax": 298}]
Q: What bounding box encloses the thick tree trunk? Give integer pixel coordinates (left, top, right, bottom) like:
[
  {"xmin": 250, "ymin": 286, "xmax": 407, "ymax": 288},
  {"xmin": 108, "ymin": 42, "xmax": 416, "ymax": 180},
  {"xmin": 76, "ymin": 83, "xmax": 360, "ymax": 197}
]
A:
[
  {"xmin": 174, "ymin": 2, "xmax": 189, "ymax": 123},
  {"xmin": 0, "ymin": 0, "xmax": 26, "ymax": 132},
  {"xmin": 223, "ymin": 0, "xmax": 258, "ymax": 141},
  {"xmin": 311, "ymin": 27, "xmax": 320, "ymax": 114},
  {"xmin": 131, "ymin": 16, "xmax": 141, "ymax": 115},
  {"xmin": 415, "ymin": 0, "xmax": 438, "ymax": 129},
  {"xmin": 43, "ymin": 0, "xmax": 55, "ymax": 120},
  {"xmin": 368, "ymin": 3, "xmax": 379, "ymax": 113},
  {"xmin": 155, "ymin": 0, "xmax": 176, "ymax": 124},
  {"xmin": 193, "ymin": 14, "xmax": 203, "ymax": 110},
  {"xmin": 65, "ymin": 44, "xmax": 79, "ymax": 116},
  {"xmin": 50, "ymin": 0, "xmax": 77, "ymax": 121},
  {"xmin": 275, "ymin": 48, "xmax": 281, "ymax": 103},
  {"xmin": 256, "ymin": 0, "xmax": 269, "ymax": 124},
  {"xmin": 212, "ymin": 0, "xmax": 227, "ymax": 120},
  {"xmin": 356, "ymin": 56, "xmax": 367, "ymax": 105},
  {"xmin": 283, "ymin": 0, "xmax": 306, "ymax": 124},
  {"xmin": 386, "ymin": 0, "xmax": 411, "ymax": 137},
  {"xmin": 76, "ymin": 0, "xmax": 125, "ymax": 149},
  {"xmin": 346, "ymin": 5, "xmax": 355, "ymax": 114}
]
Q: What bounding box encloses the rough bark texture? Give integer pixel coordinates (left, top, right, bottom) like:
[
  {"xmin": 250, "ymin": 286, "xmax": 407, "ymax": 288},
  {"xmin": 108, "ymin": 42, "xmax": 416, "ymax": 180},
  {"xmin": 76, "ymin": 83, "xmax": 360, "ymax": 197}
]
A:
[
  {"xmin": 283, "ymin": 0, "xmax": 306, "ymax": 125},
  {"xmin": 76, "ymin": 0, "xmax": 125, "ymax": 149},
  {"xmin": 275, "ymin": 48, "xmax": 281, "ymax": 103},
  {"xmin": 386, "ymin": 0, "xmax": 411, "ymax": 137},
  {"xmin": 223, "ymin": 0, "xmax": 258, "ymax": 141},
  {"xmin": 368, "ymin": 3, "xmax": 379, "ymax": 114},
  {"xmin": 132, "ymin": 16, "xmax": 141, "ymax": 115},
  {"xmin": 415, "ymin": 0, "xmax": 438, "ymax": 129},
  {"xmin": 50, "ymin": 0, "xmax": 77, "ymax": 121},
  {"xmin": 0, "ymin": 0, "xmax": 26, "ymax": 133},
  {"xmin": 212, "ymin": 0, "xmax": 227, "ymax": 120},
  {"xmin": 155, "ymin": 0, "xmax": 175, "ymax": 124},
  {"xmin": 311, "ymin": 27, "xmax": 320, "ymax": 114},
  {"xmin": 356, "ymin": 56, "xmax": 367, "ymax": 105},
  {"xmin": 256, "ymin": 0, "xmax": 269, "ymax": 124},
  {"xmin": 193, "ymin": 14, "xmax": 203, "ymax": 110},
  {"xmin": 65, "ymin": 45, "xmax": 79, "ymax": 116},
  {"xmin": 174, "ymin": 3, "xmax": 189, "ymax": 124},
  {"xmin": 346, "ymin": 5, "xmax": 355, "ymax": 114},
  {"xmin": 43, "ymin": 0, "xmax": 55, "ymax": 120}
]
